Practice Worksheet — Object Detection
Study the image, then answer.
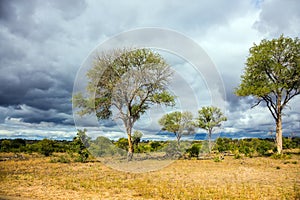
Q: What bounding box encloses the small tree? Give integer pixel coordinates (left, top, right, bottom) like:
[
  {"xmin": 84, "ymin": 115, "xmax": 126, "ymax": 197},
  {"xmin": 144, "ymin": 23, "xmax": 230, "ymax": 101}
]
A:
[
  {"xmin": 71, "ymin": 129, "xmax": 90, "ymax": 162},
  {"xmin": 159, "ymin": 111, "xmax": 194, "ymax": 147},
  {"xmin": 73, "ymin": 48, "xmax": 174, "ymax": 161},
  {"xmin": 196, "ymin": 106, "xmax": 227, "ymax": 153},
  {"xmin": 235, "ymin": 35, "xmax": 300, "ymax": 154},
  {"xmin": 132, "ymin": 130, "xmax": 143, "ymax": 153}
]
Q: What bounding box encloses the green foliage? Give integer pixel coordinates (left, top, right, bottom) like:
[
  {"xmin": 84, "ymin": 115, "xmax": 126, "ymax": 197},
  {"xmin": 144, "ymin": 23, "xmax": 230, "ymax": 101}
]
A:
[
  {"xmin": 73, "ymin": 48, "xmax": 175, "ymax": 121},
  {"xmin": 0, "ymin": 139, "xmax": 27, "ymax": 152},
  {"xmin": 214, "ymin": 138, "xmax": 235, "ymax": 152},
  {"xmin": 235, "ymin": 35, "xmax": 300, "ymax": 98},
  {"xmin": 213, "ymin": 156, "xmax": 222, "ymax": 162},
  {"xmin": 150, "ymin": 141, "xmax": 163, "ymax": 152},
  {"xmin": 235, "ymin": 35, "xmax": 300, "ymax": 154},
  {"xmin": 137, "ymin": 143, "xmax": 152, "ymax": 153},
  {"xmin": 36, "ymin": 139, "xmax": 55, "ymax": 156},
  {"xmin": 1, "ymin": 140, "xmax": 12, "ymax": 152},
  {"xmin": 283, "ymin": 137, "xmax": 300, "ymax": 149},
  {"xmin": 1, "ymin": 136, "xmax": 299, "ymax": 160},
  {"xmin": 73, "ymin": 48, "xmax": 175, "ymax": 160},
  {"xmin": 114, "ymin": 138, "xmax": 129, "ymax": 151},
  {"xmin": 196, "ymin": 106, "xmax": 227, "ymax": 131},
  {"xmin": 132, "ymin": 130, "xmax": 143, "ymax": 153},
  {"xmin": 70, "ymin": 129, "xmax": 91, "ymax": 162},
  {"xmin": 89, "ymin": 136, "xmax": 125, "ymax": 157},
  {"xmin": 196, "ymin": 106, "xmax": 227, "ymax": 153},
  {"xmin": 271, "ymin": 153, "xmax": 292, "ymax": 160},
  {"xmin": 213, "ymin": 138, "xmax": 280, "ymax": 157},
  {"xmin": 186, "ymin": 143, "xmax": 202, "ymax": 157}
]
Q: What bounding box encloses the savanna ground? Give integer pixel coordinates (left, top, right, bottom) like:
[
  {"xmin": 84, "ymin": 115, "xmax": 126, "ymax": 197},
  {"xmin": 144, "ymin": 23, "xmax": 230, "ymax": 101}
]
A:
[{"xmin": 0, "ymin": 152, "xmax": 299, "ymax": 200}]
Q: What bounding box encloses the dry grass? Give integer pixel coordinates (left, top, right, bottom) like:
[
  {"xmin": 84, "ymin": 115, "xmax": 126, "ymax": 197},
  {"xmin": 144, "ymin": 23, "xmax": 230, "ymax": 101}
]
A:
[{"xmin": 0, "ymin": 153, "xmax": 299, "ymax": 200}]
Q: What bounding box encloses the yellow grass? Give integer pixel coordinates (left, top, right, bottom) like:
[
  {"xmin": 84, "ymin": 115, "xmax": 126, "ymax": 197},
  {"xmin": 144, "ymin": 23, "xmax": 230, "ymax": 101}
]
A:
[{"xmin": 0, "ymin": 153, "xmax": 299, "ymax": 199}]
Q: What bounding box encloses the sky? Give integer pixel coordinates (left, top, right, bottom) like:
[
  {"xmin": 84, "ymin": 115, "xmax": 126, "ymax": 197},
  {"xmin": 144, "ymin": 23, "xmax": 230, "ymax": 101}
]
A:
[{"xmin": 0, "ymin": 0, "xmax": 300, "ymax": 141}]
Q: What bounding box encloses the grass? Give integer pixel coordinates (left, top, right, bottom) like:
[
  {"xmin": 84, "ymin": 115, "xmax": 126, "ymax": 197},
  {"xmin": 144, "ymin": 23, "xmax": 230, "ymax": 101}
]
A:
[{"xmin": 0, "ymin": 152, "xmax": 299, "ymax": 199}]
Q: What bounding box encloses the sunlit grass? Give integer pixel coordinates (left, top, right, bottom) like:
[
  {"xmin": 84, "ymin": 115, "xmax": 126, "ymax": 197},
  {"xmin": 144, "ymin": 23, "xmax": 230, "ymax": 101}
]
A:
[{"xmin": 0, "ymin": 153, "xmax": 299, "ymax": 199}]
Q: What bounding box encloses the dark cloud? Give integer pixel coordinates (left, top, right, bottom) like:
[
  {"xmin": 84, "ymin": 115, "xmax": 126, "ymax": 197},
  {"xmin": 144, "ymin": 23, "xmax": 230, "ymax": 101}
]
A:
[
  {"xmin": 0, "ymin": 0, "xmax": 299, "ymax": 139},
  {"xmin": 0, "ymin": 0, "xmax": 37, "ymax": 38},
  {"xmin": 3, "ymin": 104, "xmax": 74, "ymax": 125},
  {"xmin": 0, "ymin": 66, "xmax": 74, "ymax": 113},
  {"xmin": 0, "ymin": 1, "xmax": 80, "ymax": 125}
]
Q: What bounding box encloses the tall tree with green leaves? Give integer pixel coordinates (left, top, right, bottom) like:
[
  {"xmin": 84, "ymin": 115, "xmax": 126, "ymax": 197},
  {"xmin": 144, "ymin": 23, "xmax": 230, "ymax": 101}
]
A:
[
  {"xmin": 196, "ymin": 106, "xmax": 227, "ymax": 153},
  {"xmin": 73, "ymin": 48, "xmax": 175, "ymax": 160},
  {"xmin": 235, "ymin": 35, "xmax": 300, "ymax": 154},
  {"xmin": 159, "ymin": 111, "xmax": 194, "ymax": 147}
]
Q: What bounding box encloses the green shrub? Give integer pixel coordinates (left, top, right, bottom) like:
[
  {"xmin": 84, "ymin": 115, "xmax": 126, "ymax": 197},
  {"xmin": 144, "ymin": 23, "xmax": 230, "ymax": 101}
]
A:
[
  {"xmin": 37, "ymin": 139, "xmax": 55, "ymax": 156},
  {"xmin": 213, "ymin": 156, "xmax": 221, "ymax": 162},
  {"xmin": 186, "ymin": 143, "xmax": 201, "ymax": 158},
  {"xmin": 114, "ymin": 138, "xmax": 128, "ymax": 151},
  {"xmin": 1, "ymin": 140, "xmax": 12, "ymax": 152},
  {"xmin": 150, "ymin": 141, "xmax": 163, "ymax": 152}
]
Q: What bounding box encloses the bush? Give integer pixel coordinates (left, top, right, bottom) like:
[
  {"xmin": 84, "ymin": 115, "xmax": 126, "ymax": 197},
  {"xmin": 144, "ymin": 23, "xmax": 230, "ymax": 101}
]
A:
[
  {"xmin": 114, "ymin": 138, "xmax": 128, "ymax": 151},
  {"xmin": 1, "ymin": 140, "xmax": 12, "ymax": 152},
  {"xmin": 186, "ymin": 143, "xmax": 201, "ymax": 158},
  {"xmin": 214, "ymin": 138, "xmax": 234, "ymax": 152},
  {"xmin": 37, "ymin": 139, "xmax": 55, "ymax": 156},
  {"xmin": 150, "ymin": 141, "xmax": 163, "ymax": 152}
]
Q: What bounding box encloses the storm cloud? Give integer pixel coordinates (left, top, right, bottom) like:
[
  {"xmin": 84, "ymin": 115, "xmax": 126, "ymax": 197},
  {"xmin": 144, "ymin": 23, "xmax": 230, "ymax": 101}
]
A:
[{"xmin": 0, "ymin": 0, "xmax": 299, "ymax": 140}]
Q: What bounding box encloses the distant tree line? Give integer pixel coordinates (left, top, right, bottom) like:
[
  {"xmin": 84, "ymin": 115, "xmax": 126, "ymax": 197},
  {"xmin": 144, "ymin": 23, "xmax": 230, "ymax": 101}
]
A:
[
  {"xmin": 1, "ymin": 135, "xmax": 299, "ymax": 160},
  {"xmin": 0, "ymin": 130, "xmax": 91, "ymax": 162}
]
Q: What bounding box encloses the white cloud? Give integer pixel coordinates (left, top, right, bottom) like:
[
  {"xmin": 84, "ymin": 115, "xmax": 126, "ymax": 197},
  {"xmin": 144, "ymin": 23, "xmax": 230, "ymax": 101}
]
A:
[{"xmin": 254, "ymin": 0, "xmax": 300, "ymax": 37}]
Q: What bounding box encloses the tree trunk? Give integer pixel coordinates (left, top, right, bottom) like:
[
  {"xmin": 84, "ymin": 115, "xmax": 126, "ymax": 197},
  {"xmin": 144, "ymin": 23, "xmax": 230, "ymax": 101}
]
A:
[
  {"xmin": 276, "ymin": 111, "xmax": 283, "ymax": 154},
  {"xmin": 176, "ymin": 133, "xmax": 181, "ymax": 148},
  {"xmin": 208, "ymin": 129, "xmax": 212, "ymax": 153},
  {"xmin": 127, "ymin": 126, "xmax": 134, "ymax": 161}
]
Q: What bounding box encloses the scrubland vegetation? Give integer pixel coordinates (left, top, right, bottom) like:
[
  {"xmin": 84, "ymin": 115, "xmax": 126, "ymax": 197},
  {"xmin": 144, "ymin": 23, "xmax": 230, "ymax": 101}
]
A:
[
  {"xmin": 0, "ymin": 148, "xmax": 299, "ymax": 199},
  {"xmin": 1, "ymin": 34, "xmax": 299, "ymax": 199},
  {"xmin": 1, "ymin": 135, "xmax": 300, "ymax": 199},
  {"xmin": 1, "ymin": 136, "xmax": 299, "ymax": 161}
]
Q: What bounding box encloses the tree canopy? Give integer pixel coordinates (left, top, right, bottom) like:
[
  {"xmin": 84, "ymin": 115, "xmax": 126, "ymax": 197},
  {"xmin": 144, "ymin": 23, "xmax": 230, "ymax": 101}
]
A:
[
  {"xmin": 73, "ymin": 48, "xmax": 175, "ymax": 160},
  {"xmin": 196, "ymin": 106, "xmax": 227, "ymax": 152},
  {"xmin": 159, "ymin": 111, "xmax": 195, "ymax": 147},
  {"xmin": 235, "ymin": 35, "xmax": 300, "ymax": 153}
]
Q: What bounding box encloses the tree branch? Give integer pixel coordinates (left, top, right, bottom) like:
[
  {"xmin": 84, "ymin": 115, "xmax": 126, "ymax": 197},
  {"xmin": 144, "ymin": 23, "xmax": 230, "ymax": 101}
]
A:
[
  {"xmin": 262, "ymin": 96, "xmax": 278, "ymax": 121},
  {"xmin": 251, "ymin": 99, "xmax": 262, "ymax": 108}
]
